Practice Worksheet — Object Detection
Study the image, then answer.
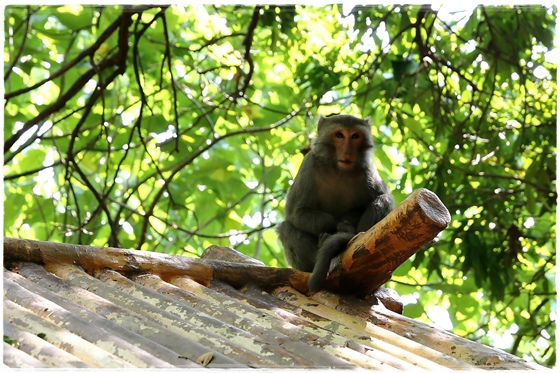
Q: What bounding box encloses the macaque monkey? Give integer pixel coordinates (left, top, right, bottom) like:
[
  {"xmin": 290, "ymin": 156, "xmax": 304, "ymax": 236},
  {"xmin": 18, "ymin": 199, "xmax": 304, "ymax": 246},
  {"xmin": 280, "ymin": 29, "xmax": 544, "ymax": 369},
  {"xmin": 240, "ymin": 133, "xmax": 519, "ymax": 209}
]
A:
[{"xmin": 277, "ymin": 114, "xmax": 394, "ymax": 292}]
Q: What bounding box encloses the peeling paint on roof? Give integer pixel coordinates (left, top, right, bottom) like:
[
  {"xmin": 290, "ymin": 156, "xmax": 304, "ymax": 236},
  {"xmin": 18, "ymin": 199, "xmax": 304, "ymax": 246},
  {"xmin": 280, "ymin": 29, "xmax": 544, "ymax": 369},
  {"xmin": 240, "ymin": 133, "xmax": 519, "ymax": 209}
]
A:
[{"xmin": 3, "ymin": 238, "xmax": 549, "ymax": 370}]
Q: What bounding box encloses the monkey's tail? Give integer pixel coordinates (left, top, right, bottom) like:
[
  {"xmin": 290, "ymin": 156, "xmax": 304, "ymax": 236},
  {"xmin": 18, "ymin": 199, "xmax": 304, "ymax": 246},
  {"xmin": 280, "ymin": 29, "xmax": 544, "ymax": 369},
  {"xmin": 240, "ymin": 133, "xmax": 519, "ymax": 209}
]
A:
[{"xmin": 307, "ymin": 235, "xmax": 350, "ymax": 293}]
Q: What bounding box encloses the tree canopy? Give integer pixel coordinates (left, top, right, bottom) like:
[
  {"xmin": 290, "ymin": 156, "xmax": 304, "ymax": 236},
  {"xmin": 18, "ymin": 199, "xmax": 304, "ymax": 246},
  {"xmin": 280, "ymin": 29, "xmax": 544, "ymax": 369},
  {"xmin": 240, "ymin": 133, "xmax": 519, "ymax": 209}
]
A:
[{"xmin": 3, "ymin": 4, "xmax": 556, "ymax": 367}]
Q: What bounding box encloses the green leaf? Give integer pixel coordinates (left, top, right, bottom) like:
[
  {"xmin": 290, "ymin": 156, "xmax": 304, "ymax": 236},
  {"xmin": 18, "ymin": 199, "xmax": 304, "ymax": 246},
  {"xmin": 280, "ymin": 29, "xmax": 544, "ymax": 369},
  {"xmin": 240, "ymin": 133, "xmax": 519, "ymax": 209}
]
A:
[
  {"xmin": 55, "ymin": 5, "xmax": 93, "ymax": 29},
  {"xmin": 403, "ymin": 302, "xmax": 425, "ymax": 319},
  {"xmin": 4, "ymin": 335, "xmax": 18, "ymax": 345}
]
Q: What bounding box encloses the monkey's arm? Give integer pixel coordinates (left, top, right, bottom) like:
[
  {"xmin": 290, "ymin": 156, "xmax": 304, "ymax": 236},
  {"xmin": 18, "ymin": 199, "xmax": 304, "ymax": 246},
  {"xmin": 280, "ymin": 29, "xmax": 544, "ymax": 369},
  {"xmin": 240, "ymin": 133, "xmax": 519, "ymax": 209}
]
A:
[
  {"xmin": 283, "ymin": 159, "xmax": 338, "ymax": 236},
  {"xmin": 288, "ymin": 207, "xmax": 337, "ymax": 236},
  {"xmin": 357, "ymin": 182, "xmax": 395, "ymax": 232}
]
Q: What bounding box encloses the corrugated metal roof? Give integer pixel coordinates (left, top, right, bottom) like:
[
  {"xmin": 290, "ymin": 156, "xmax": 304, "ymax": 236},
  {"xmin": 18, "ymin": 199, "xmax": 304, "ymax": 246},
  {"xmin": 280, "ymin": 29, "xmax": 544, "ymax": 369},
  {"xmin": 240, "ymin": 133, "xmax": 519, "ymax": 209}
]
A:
[{"xmin": 3, "ymin": 238, "xmax": 548, "ymax": 370}]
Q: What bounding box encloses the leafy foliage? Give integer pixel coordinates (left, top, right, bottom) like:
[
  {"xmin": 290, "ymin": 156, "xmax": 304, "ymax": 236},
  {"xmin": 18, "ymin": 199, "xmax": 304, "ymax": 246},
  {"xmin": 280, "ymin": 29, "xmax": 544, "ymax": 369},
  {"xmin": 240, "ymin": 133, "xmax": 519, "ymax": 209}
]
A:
[{"xmin": 3, "ymin": 4, "xmax": 556, "ymax": 367}]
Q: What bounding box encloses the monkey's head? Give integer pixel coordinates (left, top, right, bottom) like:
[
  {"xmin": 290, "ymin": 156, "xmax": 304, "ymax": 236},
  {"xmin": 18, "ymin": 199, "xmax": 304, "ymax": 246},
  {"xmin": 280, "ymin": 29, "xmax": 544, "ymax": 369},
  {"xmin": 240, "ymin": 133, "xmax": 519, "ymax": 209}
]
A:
[{"xmin": 314, "ymin": 115, "xmax": 374, "ymax": 171}]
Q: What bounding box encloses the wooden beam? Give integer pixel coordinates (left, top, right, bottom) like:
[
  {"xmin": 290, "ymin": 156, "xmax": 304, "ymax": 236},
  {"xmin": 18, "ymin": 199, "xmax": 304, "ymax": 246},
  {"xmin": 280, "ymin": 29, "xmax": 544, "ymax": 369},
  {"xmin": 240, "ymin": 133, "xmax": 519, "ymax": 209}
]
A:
[
  {"xmin": 3, "ymin": 237, "xmax": 307, "ymax": 291},
  {"xmin": 3, "ymin": 188, "xmax": 450, "ymax": 298}
]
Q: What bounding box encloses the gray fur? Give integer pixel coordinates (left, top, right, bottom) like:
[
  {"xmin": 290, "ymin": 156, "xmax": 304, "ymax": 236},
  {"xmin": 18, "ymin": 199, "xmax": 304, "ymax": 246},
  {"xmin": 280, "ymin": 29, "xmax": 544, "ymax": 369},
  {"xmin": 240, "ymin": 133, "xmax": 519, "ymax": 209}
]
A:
[{"xmin": 277, "ymin": 114, "xmax": 394, "ymax": 292}]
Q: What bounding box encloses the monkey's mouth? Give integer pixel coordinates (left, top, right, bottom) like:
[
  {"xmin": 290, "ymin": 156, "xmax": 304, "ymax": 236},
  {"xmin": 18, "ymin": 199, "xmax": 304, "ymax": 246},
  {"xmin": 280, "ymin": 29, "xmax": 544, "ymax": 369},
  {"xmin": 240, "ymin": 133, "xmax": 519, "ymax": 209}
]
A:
[{"xmin": 338, "ymin": 160, "xmax": 354, "ymax": 167}]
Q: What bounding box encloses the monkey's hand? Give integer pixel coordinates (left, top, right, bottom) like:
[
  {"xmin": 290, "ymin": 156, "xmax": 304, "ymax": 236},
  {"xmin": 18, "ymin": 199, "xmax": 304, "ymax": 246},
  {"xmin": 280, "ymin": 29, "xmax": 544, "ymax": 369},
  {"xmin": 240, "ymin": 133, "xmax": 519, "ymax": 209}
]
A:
[
  {"xmin": 336, "ymin": 220, "xmax": 356, "ymax": 235},
  {"xmin": 318, "ymin": 232, "xmax": 332, "ymax": 248},
  {"xmin": 319, "ymin": 221, "xmax": 355, "ymax": 248}
]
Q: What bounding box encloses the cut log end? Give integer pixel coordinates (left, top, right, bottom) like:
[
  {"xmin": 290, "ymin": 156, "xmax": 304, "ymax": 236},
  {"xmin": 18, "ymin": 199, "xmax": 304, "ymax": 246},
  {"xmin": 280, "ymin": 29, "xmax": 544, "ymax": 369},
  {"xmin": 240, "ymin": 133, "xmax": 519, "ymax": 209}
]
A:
[{"xmin": 416, "ymin": 188, "xmax": 452, "ymax": 228}]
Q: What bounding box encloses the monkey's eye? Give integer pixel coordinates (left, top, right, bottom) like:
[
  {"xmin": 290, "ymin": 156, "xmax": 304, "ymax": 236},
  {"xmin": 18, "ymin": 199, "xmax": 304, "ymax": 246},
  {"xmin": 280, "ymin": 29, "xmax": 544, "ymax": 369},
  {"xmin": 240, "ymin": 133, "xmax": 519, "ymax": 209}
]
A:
[
  {"xmin": 351, "ymin": 133, "xmax": 360, "ymax": 139},
  {"xmin": 334, "ymin": 132, "xmax": 344, "ymax": 139}
]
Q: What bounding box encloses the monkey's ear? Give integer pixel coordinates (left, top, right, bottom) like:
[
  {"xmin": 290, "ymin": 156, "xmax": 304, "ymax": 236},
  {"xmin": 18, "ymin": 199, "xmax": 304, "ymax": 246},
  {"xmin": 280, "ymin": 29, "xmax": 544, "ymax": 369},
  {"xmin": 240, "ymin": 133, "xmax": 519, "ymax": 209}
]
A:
[
  {"xmin": 318, "ymin": 115, "xmax": 327, "ymax": 126},
  {"xmin": 363, "ymin": 117, "xmax": 372, "ymax": 126}
]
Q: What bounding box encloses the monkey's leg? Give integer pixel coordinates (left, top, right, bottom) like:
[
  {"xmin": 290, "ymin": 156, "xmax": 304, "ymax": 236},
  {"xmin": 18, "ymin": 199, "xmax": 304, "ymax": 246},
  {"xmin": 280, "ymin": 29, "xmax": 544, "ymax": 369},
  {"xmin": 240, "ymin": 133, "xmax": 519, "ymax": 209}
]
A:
[
  {"xmin": 277, "ymin": 221, "xmax": 319, "ymax": 272},
  {"xmin": 308, "ymin": 225, "xmax": 355, "ymax": 293}
]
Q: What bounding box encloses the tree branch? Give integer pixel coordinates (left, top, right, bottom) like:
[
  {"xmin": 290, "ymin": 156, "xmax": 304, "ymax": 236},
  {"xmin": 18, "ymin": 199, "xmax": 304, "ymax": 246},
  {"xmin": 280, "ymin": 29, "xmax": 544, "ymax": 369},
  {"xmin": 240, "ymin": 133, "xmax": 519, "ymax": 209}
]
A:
[
  {"xmin": 4, "ymin": 6, "xmax": 33, "ymax": 82},
  {"xmin": 4, "ymin": 9, "xmax": 137, "ymax": 159},
  {"xmin": 237, "ymin": 5, "xmax": 262, "ymax": 98}
]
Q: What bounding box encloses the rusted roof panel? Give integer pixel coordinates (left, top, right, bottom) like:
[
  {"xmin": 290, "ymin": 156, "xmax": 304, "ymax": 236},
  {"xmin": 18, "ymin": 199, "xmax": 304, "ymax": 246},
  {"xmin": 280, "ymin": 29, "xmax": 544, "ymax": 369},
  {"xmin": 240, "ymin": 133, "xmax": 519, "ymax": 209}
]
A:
[{"xmin": 3, "ymin": 238, "xmax": 548, "ymax": 370}]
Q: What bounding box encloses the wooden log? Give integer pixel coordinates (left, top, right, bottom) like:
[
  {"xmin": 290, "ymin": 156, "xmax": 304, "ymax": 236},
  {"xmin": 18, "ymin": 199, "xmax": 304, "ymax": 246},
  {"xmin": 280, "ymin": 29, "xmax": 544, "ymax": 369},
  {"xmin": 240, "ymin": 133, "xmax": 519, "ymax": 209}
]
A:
[
  {"xmin": 2, "ymin": 237, "xmax": 309, "ymax": 292},
  {"xmin": 200, "ymin": 245, "xmax": 405, "ymax": 313},
  {"xmin": 3, "ymin": 188, "xmax": 450, "ymax": 298},
  {"xmin": 201, "ymin": 245, "xmax": 265, "ymax": 266},
  {"xmin": 325, "ymin": 188, "xmax": 451, "ymax": 296}
]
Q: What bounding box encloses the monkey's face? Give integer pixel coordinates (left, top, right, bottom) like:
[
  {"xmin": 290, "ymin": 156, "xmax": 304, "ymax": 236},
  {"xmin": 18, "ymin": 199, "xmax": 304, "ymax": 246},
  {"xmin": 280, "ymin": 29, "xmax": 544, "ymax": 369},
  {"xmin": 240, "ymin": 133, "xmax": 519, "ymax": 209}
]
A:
[{"xmin": 331, "ymin": 128, "xmax": 366, "ymax": 171}]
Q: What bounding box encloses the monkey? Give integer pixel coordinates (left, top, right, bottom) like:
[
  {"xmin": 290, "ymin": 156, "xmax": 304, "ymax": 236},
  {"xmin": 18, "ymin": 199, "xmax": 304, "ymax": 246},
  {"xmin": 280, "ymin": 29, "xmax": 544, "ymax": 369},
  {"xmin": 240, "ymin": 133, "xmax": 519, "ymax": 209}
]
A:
[{"xmin": 277, "ymin": 114, "xmax": 394, "ymax": 293}]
